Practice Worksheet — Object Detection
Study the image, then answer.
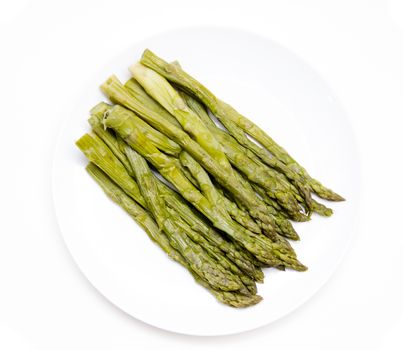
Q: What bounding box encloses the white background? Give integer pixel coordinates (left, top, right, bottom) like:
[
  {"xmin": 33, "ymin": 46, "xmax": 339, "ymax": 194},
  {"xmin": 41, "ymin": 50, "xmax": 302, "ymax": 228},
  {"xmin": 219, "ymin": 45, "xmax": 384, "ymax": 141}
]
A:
[{"xmin": 1, "ymin": 0, "xmax": 402, "ymax": 349}]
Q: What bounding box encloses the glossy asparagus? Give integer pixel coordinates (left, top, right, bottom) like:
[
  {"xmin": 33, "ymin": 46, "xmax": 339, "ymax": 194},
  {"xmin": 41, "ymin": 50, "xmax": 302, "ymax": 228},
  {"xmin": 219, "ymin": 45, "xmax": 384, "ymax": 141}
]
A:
[
  {"xmin": 179, "ymin": 150, "xmax": 261, "ymax": 234},
  {"xmin": 179, "ymin": 91, "xmax": 308, "ymax": 221},
  {"xmin": 100, "ymin": 76, "xmax": 283, "ymax": 239},
  {"xmin": 76, "ymin": 133, "xmax": 146, "ymax": 208},
  {"xmin": 84, "ymin": 116, "xmax": 264, "ymax": 280},
  {"xmin": 86, "ymin": 163, "xmax": 262, "ymax": 307},
  {"xmin": 140, "ymin": 49, "xmax": 344, "ymax": 201},
  {"xmin": 104, "ymin": 105, "xmax": 306, "ymax": 270},
  {"xmin": 130, "ymin": 63, "xmax": 231, "ymax": 172}
]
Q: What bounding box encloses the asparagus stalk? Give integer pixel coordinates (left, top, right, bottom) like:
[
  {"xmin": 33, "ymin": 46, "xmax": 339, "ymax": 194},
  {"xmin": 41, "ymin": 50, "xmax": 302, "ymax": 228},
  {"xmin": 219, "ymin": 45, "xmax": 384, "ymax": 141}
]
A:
[
  {"xmin": 76, "ymin": 133, "xmax": 147, "ymax": 208},
  {"xmin": 215, "ymin": 188, "xmax": 262, "ymax": 235},
  {"xmin": 100, "ymin": 76, "xmax": 282, "ymax": 239},
  {"xmin": 104, "ymin": 105, "xmax": 306, "ymax": 271},
  {"xmin": 179, "ymin": 151, "xmax": 262, "ymax": 234},
  {"xmin": 312, "ymin": 199, "xmax": 333, "ymax": 217},
  {"xmin": 180, "ymin": 92, "xmax": 302, "ymax": 239},
  {"xmin": 86, "ymin": 163, "xmax": 262, "ymax": 307},
  {"xmin": 253, "ymin": 182, "xmax": 286, "ymax": 214},
  {"xmin": 140, "ymin": 49, "xmax": 344, "ymax": 202},
  {"xmin": 124, "ymin": 78, "xmax": 181, "ymax": 128},
  {"xmin": 130, "ymin": 63, "xmax": 232, "ymax": 173},
  {"xmin": 193, "ymin": 274, "xmax": 262, "ymax": 308},
  {"xmin": 179, "ymin": 76, "xmax": 333, "ymax": 218},
  {"xmin": 86, "ymin": 118, "xmax": 264, "ymax": 280},
  {"xmin": 91, "ymin": 101, "xmax": 181, "ymax": 156},
  {"xmin": 166, "ymin": 207, "xmax": 257, "ymax": 296},
  {"xmin": 179, "ymin": 151, "xmax": 228, "ymax": 216},
  {"xmin": 89, "ymin": 103, "xmax": 136, "ymax": 177},
  {"xmin": 214, "ymin": 114, "xmax": 313, "ymax": 209},
  {"xmin": 157, "ymin": 182, "xmax": 264, "ymax": 281},
  {"xmin": 229, "ymin": 170, "xmax": 300, "ymax": 241},
  {"xmin": 125, "ymin": 145, "xmax": 243, "ymax": 292},
  {"xmin": 179, "ymin": 90, "xmax": 309, "ymax": 221},
  {"xmin": 86, "ymin": 162, "xmax": 182, "ymax": 261}
]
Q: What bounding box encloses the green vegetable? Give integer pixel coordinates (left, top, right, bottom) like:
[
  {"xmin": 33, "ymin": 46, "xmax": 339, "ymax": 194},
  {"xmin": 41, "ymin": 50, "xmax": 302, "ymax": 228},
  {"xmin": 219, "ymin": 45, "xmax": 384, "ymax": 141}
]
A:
[
  {"xmin": 179, "ymin": 92, "xmax": 303, "ymax": 240},
  {"xmin": 104, "ymin": 105, "xmax": 307, "ymax": 271},
  {"xmin": 76, "ymin": 49, "xmax": 347, "ymax": 308},
  {"xmin": 140, "ymin": 49, "xmax": 344, "ymax": 201},
  {"xmin": 84, "ymin": 118, "xmax": 264, "ymax": 280},
  {"xmin": 76, "ymin": 133, "xmax": 146, "ymax": 208},
  {"xmin": 86, "ymin": 163, "xmax": 262, "ymax": 307},
  {"xmin": 179, "ymin": 151, "xmax": 261, "ymax": 234},
  {"xmin": 125, "ymin": 145, "xmax": 243, "ymax": 292},
  {"xmin": 130, "ymin": 63, "xmax": 231, "ymax": 172},
  {"xmin": 100, "ymin": 77, "xmax": 282, "ymax": 240},
  {"xmin": 157, "ymin": 182, "xmax": 264, "ymax": 281},
  {"xmin": 88, "ymin": 102, "xmax": 136, "ymax": 177},
  {"xmin": 166, "ymin": 207, "xmax": 257, "ymax": 296},
  {"xmin": 179, "ymin": 90, "xmax": 308, "ymax": 222}
]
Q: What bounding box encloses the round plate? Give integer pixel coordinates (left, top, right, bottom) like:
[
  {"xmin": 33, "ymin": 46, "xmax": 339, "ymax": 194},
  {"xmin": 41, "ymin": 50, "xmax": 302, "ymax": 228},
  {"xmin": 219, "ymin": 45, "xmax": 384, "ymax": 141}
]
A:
[{"xmin": 52, "ymin": 27, "xmax": 359, "ymax": 336}]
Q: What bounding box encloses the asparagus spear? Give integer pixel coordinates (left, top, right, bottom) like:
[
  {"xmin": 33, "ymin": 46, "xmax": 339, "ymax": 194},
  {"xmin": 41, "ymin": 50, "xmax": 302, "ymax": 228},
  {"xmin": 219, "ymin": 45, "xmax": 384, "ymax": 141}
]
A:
[
  {"xmin": 124, "ymin": 78, "xmax": 182, "ymax": 128},
  {"xmin": 253, "ymin": 182, "xmax": 286, "ymax": 214},
  {"xmin": 86, "ymin": 162, "xmax": 181, "ymax": 261},
  {"xmin": 253, "ymin": 177, "xmax": 332, "ymax": 218},
  {"xmin": 157, "ymin": 182, "xmax": 264, "ymax": 281},
  {"xmin": 180, "ymin": 92, "xmax": 303, "ymax": 239},
  {"xmin": 76, "ymin": 133, "xmax": 146, "ymax": 208},
  {"xmin": 229, "ymin": 169, "xmax": 300, "ymax": 241},
  {"xmin": 178, "ymin": 71, "xmax": 332, "ymax": 218},
  {"xmin": 177, "ymin": 161, "xmax": 200, "ymax": 187},
  {"xmin": 214, "ymin": 115, "xmax": 313, "ymax": 209},
  {"xmin": 166, "ymin": 207, "xmax": 257, "ymax": 296},
  {"xmin": 125, "ymin": 145, "xmax": 243, "ymax": 292},
  {"xmin": 179, "ymin": 151, "xmax": 262, "ymax": 234},
  {"xmin": 100, "ymin": 76, "xmax": 282, "ymax": 239},
  {"xmin": 130, "ymin": 63, "xmax": 232, "ymax": 173},
  {"xmin": 140, "ymin": 49, "xmax": 344, "ymax": 202},
  {"xmin": 83, "ymin": 126, "xmax": 267, "ymax": 275},
  {"xmin": 216, "ymin": 188, "xmax": 262, "ymax": 235},
  {"xmin": 179, "ymin": 90, "xmax": 308, "ymax": 221},
  {"xmin": 104, "ymin": 105, "xmax": 306, "ymax": 271},
  {"xmin": 312, "ymin": 199, "xmax": 333, "ymax": 217},
  {"xmin": 92, "ymin": 101, "xmax": 181, "ymax": 156},
  {"xmin": 123, "ymin": 143, "xmax": 251, "ymax": 287},
  {"xmin": 85, "ymin": 118, "xmax": 264, "ymax": 281},
  {"xmin": 86, "ymin": 163, "xmax": 262, "ymax": 307},
  {"xmin": 89, "ymin": 103, "xmax": 136, "ymax": 177},
  {"xmin": 193, "ymin": 274, "xmax": 262, "ymax": 308}
]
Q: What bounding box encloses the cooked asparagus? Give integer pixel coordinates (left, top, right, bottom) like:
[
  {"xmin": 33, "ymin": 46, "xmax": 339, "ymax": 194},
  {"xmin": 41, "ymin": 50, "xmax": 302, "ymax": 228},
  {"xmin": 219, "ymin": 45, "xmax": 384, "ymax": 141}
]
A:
[
  {"xmin": 179, "ymin": 90, "xmax": 308, "ymax": 221},
  {"xmin": 179, "ymin": 151, "xmax": 262, "ymax": 234},
  {"xmin": 84, "ymin": 116, "xmax": 264, "ymax": 280},
  {"xmin": 140, "ymin": 49, "xmax": 343, "ymax": 201},
  {"xmin": 125, "ymin": 146, "xmax": 243, "ymax": 292},
  {"xmin": 86, "ymin": 163, "xmax": 262, "ymax": 307},
  {"xmin": 75, "ymin": 49, "xmax": 346, "ymax": 308},
  {"xmin": 100, "ymin": 76, "xmax": 282, "ymax": 239},
  {"xmin": 104, "ymin": 105, "xmax": 306, "ymax": 270},
  {"xmin": 130, "ymin": 63, "xmax": 232, "ymax": 172},
  {"xmin": 76, "ymin": 133, "xmax": 146, "ymax": 208}
]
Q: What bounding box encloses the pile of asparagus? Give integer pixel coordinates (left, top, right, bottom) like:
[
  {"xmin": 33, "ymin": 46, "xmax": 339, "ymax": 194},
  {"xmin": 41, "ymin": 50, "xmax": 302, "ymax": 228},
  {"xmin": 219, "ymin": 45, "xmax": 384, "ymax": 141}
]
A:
[{"xmin": 76, "ymin": 49, "xmax": 344, "ymax": 308}]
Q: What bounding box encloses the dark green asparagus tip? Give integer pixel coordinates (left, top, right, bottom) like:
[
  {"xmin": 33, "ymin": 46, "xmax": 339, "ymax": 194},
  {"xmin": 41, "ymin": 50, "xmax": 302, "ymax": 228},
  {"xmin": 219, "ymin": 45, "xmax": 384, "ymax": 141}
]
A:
[
  {"xmin": 312, "ymin": 199, "xmax": 334, "ymax": 217},
  {"xmin": 333, "ymin": 194, "xmax": 345, "ymax": 201},
  {"xmin": 215, "ymin": 292, "xmax": 263, "ymax": 308}
]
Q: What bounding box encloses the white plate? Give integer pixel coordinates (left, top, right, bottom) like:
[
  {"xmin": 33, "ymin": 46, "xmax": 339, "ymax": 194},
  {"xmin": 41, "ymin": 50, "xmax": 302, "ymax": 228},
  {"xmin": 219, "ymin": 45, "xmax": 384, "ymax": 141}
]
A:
[{"xmin": 52, "ymin": 27, "xmax": 359, "ymax": 336}]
